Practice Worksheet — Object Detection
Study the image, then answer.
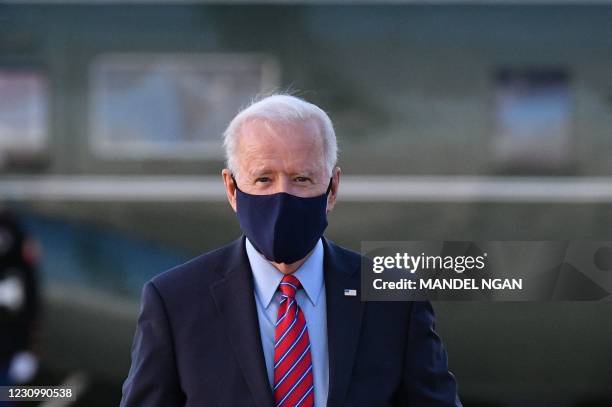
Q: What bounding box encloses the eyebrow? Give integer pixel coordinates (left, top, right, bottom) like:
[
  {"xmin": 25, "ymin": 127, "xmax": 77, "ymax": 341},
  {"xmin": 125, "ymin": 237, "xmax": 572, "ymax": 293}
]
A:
[
  {"xmin": 291, "ymin": 171, "xmax": 316, "ymax": 178},
  {"xmin": 248, "ymin": 169, "xmax": 273, "ymax": 178},
  {"xmin": 247, "ymin": 169, "xmax": 318, "ymax": 178}
]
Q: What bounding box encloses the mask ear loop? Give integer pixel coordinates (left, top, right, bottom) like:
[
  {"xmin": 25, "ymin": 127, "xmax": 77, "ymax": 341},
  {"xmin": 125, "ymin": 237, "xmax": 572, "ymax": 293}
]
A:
[
  {"xmin": 230, "ymin": 173, "xmax": 243, "ymax": 193},
  {"xmin": 325, "ymin": 177, "xmax": 333, "ymax": 196}
]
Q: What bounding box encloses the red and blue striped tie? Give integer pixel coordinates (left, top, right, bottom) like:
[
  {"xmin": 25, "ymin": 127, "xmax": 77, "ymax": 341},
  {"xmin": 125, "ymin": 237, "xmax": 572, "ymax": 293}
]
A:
[{"xmin": 273, "ymin": 275, "xmax": 315, "ymax": 407}]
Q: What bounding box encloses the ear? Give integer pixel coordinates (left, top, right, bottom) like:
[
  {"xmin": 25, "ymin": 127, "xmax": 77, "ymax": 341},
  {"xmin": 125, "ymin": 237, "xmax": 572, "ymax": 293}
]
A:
[
  {"xmin": 326, "ymin": 167, "xmax": 341, "ymax": 213},
  {"xmin": 222, "ymin": 169, "xmax": 237, "ymax": 212}
]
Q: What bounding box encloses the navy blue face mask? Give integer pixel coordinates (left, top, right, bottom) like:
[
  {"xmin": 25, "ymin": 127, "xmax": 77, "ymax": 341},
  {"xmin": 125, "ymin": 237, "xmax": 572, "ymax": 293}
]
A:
[{"xmin": 232, "ymin": 174, "xmax": 332, "ymax": 264}]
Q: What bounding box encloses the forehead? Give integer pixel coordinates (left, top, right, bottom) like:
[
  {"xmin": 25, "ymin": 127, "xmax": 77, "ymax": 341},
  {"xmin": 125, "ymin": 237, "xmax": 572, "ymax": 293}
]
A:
[{"xmin": 236, "ymin": 118, "xmax": 326, "ymax": 174}]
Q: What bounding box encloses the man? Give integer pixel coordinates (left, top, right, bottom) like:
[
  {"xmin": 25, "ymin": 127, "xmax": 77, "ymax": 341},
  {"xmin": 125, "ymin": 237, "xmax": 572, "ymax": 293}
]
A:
[{"xmin": 121, "ymin": 94, "xmax": 461, "ymax": 406}]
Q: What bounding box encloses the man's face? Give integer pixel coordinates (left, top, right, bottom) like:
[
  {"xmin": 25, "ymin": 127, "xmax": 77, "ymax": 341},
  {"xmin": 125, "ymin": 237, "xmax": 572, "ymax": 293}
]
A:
[{"xmin": 222, "ymin": 117, "xmax": 339, "ymax": 212}]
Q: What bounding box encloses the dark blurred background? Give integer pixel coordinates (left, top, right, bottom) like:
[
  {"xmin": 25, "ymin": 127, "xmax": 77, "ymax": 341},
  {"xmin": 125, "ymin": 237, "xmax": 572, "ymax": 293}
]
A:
[{"xmin": 1, "ymin": 2, "xmax": 612, "ymax": 406}]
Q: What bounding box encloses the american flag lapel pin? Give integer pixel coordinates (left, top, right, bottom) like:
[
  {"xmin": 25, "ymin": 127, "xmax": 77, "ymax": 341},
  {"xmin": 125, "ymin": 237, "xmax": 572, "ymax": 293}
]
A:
[{"xmin": 344, "ymin": 289, "xmax": 357, "ymax": 297}]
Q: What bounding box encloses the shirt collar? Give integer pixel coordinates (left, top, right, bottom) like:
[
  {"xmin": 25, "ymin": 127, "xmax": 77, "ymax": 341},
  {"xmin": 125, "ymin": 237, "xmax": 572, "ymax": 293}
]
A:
[{"xmin": 246, "ymin": 237, "xmax": 324, "ymax": 309}]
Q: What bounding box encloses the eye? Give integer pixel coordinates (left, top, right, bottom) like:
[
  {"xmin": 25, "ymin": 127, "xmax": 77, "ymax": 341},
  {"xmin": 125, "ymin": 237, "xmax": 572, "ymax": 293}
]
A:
[
  {"xmin": 255, "ymin": 177, "xmax": 271, "ymax": 184},
  {"xmin": 294, "ymin": 176, "xmax": 311, "ymax": 183}
]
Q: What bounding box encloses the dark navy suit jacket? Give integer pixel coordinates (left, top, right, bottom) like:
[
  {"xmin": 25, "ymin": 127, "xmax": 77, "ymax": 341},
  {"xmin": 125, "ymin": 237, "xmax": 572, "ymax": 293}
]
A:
[{"xmin": 121, "ymin": 236, "xmax": 461, "ymax": 406}]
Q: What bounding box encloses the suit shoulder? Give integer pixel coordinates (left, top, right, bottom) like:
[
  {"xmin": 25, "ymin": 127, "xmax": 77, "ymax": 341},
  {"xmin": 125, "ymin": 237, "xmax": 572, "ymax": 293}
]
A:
[
  {"xmin": 149, "ymin": 238, "xmax": 239, "ymax": 294},
  {"xmin": 326, "ymin": 239, "xmax": 364, "ymax": 269}
]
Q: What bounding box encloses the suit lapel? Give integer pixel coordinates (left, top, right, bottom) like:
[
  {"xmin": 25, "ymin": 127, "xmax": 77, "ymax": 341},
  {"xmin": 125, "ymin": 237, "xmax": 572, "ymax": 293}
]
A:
[
  {"xmin": 323, "ymin": 238, "xmax": 365, "ymax": 406},
  {"xmin": 211, "ymin": 237, "xmax": 274, "ymax": 407}
]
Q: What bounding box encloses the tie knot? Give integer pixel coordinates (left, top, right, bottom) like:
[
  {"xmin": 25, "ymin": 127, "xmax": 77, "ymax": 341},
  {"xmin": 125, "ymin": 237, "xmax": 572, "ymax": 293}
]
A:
[{"xmin": 278, "ymin": 275, "xmax": 301, "ymax": 298}]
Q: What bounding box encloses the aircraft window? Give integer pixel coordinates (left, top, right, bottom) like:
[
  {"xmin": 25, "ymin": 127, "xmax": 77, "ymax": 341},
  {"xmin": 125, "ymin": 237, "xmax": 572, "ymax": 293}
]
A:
[
  {"xmin": 89, "ymin": 53, "xmax": 279, "ymax": 160},
  {"xmin": 491, "ymin": 69, "xmax": 573, "ymax": 173},
  {"xmin": 0, "ymin": 69, "xmax": 48, "ymax": 156}
]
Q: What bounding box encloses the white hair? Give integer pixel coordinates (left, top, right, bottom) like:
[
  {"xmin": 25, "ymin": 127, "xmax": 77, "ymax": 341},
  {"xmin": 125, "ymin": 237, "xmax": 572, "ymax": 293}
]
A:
[{"xmin": 222, "ymin": 94, "xmax": 337, "ymax": 177}]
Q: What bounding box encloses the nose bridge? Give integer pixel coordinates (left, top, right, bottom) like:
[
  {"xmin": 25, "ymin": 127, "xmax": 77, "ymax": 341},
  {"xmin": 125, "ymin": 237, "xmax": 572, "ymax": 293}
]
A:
[{"xmin": 276, "ymin": 174, "xmax": 292, "ymax": 194}]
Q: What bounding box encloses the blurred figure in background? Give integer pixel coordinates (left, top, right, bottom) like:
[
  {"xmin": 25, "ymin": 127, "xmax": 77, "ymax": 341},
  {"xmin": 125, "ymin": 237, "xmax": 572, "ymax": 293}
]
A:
[{"xmin": 0, "ymin": 208, "xmax": 40, "ymax": 395}]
